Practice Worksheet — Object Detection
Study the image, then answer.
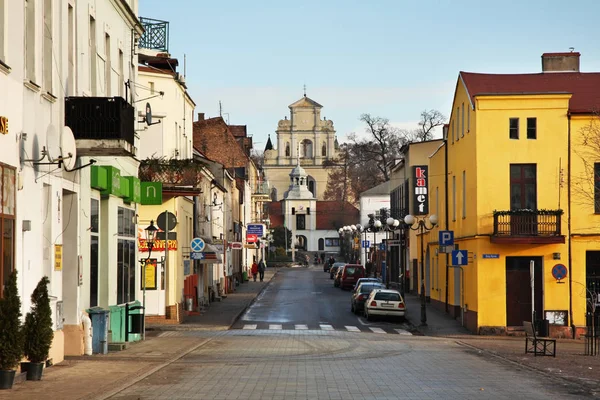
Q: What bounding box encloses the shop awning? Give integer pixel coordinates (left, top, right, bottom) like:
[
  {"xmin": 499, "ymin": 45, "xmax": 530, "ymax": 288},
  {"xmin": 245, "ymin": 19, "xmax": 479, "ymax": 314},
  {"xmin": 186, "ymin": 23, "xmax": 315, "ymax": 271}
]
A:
[{"xmin": 196, "ymin": 242, "xmax": 223, "ymax": 264}]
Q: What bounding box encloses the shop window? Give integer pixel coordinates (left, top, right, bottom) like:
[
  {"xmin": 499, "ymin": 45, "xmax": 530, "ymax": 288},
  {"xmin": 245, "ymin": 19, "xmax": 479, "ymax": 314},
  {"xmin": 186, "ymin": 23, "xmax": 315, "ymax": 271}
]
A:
[
  {"xmin": 117, "ymin": 207, "xmax": 136, "ymax": 304},
  {"xmin": 0, "ymin": 165, "xmax": 15, "ymax": 298}
]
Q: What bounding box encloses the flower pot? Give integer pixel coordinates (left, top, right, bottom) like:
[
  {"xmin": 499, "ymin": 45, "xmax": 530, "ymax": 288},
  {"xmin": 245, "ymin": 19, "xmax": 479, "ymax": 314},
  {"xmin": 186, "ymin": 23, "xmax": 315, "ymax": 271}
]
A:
[
  {"xmin": 20, "ymin": 362, "xmax": 29, "ymax": 374},
  {"xmin": 25, "ymin": 362, "xmax": 44, "ymax": 381},
  {"xmin": 0, "ymin": 370, "xmax": 15, "ymax": 390}
]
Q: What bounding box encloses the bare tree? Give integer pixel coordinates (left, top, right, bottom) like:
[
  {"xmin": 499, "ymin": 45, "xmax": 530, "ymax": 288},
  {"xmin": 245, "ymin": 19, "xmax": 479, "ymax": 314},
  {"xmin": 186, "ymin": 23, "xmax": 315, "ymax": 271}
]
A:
[
  {"xmin": 250, "ymin": 149, "xmax": 264, "ymax": 169},
  {"xmin": 406, "ymin": 109, "xmax": 447, "ymax": 142},
  {"xmin": 573, "ymin": 114, "xmax": 600, "ymax": 210},
  {"xmin": 323, "ymin": 144, "xmax": 352, "ymax": 203}
]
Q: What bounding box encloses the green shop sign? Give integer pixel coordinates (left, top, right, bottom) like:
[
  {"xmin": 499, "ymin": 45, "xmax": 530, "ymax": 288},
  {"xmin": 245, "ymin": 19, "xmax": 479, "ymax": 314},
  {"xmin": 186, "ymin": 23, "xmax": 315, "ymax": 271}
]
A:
[
  {"xmin": 141, "ymin": 182, "xmax": 162, "ymax": 205},
  {"xmin": 102, "ymin": 166, "xmax": 121, "ymax": 197},
  {"xmin": 125, "ymin": 177, "xmax": 141, "ymax": 203}
]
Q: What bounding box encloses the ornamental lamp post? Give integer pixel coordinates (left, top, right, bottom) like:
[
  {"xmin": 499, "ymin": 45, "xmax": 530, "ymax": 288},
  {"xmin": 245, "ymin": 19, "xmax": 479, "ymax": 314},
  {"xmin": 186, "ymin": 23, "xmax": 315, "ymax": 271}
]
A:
[
  {"xmin": 142, "ymin": 220, "xmax": 158, "ymax": 340},
  {"xmin": 404, "ymin": 214, "xmax": 438, "ymax": 326},
  {"xmin": 385, "ymin": 218, "xmax": 400, "ymax": 289}
]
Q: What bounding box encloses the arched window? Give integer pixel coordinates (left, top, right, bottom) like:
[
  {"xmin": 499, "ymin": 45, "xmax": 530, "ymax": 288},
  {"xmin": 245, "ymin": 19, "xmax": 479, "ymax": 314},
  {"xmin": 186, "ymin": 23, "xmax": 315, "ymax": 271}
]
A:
[
  {"xmin": 308, "ymin": 179, "xmax": 315, "ymax": 197},
  {"xmin": 285, "ymin": 143, "xmax": 290, "ymax": 157},
  {"xmin": 301, "ymin": 139, "xmax": 313, "ymax": 158},
  {"xmin": 322, "ymin": 142, "xmax": 327, "ymax": 157},
  {"xmin": 318, "ymin": 238, "xmax": 324, "ymax": 251}
]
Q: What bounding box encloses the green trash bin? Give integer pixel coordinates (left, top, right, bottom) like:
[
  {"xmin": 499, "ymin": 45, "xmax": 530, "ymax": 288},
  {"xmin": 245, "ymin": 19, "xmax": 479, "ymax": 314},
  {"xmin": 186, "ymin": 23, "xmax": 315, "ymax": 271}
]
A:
[
  {"xmin": 109, "ymin": 304, "xmax": 125, "ymax": 343},
  {"xmin": 242, "ymin": 271, "xmax": 248, "ymax": 282}
]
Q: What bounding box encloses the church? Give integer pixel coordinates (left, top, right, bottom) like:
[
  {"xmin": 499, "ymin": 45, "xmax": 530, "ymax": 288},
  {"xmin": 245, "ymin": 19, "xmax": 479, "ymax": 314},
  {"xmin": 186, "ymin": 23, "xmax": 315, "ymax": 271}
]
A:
[{"xmin": 264, "ymin": 95, "xmax": 359, "ymax": 254}]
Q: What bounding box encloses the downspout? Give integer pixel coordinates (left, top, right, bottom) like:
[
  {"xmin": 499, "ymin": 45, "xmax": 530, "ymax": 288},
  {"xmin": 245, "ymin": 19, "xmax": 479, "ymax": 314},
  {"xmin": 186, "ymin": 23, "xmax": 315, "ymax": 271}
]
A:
[
  {"xmin": 444, "ymin": 130, "xmax": 450, "ymax": 313},
  {"xmin": 567, "ymin": 113, "xmax": 574, "ymax": 338}
]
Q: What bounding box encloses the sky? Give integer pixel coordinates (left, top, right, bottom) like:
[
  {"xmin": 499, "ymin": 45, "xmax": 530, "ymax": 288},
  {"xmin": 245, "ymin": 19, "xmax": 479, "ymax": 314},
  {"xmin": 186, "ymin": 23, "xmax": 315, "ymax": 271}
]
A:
[{"xmin": 139, "ymin": 0, "xmax": 600, "ymax": 150}]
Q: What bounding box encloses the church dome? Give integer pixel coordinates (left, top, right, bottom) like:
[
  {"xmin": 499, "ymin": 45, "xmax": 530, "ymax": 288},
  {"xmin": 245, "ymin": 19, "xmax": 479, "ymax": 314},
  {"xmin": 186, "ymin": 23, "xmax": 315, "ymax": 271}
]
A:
[{"xmin": 290, "ymin": 164, "xmax": 307, "ymax": 177}]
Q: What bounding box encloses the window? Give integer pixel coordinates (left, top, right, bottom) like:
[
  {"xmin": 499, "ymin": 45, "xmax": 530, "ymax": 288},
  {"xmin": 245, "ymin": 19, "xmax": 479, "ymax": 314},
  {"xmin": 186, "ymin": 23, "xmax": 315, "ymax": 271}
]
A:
[
  {"xmin": 510, "ymin": 164, "xmax": 536, "ymax": 210},
  {"xmin": 149, "ymin": 81, "xmax": 155, "ymax": 94},
  {"xmin": 0, "ymin": 0, "xmax": 6, "ymax": 63},
  {"xmin": 90, "ymin": 199, "xmax": 99, "ymax": 307},
  {"xmin": 462, "ymin": 171, "xmax": 466, "ymax": 218},
  {"xmin": 0, "ymin": 165, "xmax": 16, "ymax": 298},
  {"xmin": 67, "ymin": 5, "xmax": 74, "ymax": 95},
  {"xmin": 451, "ymin": 122, "xmax": 454, "ymax": 144},
  {"xmin": 594, "ymin": 163, "xmax": 600, "ymax": 213},
  {"xmin": 296, "ymin": 214, "xmax": 306, "ymax": 230},
  {"xmin": 325, "ymin": 238, "xmax": 340, "ymax": 247},
  {"xmin": 509, "ymin": 118, "xmax": 519, "ymax": 139},
  {"xmin": 117, "ymin": 207, "xmax": 136, "ymax": 304},
  {"xmin": 461, "ymin": 103, "xmax": 465, "ymax": 137},
  {"xmin": 43, "ymin": 0, "xmax": 52, "ymax": 92},
  {"xmin": 104, "ymin": 33, "xmax": 111, "ymax": 96},
  {"xmin": 467, "ymin": 105, "xmax": 470, "ymax": 132},
  {"xmin": 25, "ymin": 0, "xmax": 36, "ymax": 82},
  {"xmin": 436, "ymin": 186, "xmax": 439, "ymax": 216},
  {"xmin": 527, "ymin": 117, "xmax": 537, "ymax": 139},
  {"xmin": 118, "ymin": 49, "xmax": 124, "ymax": 97},
  {"xmin": 452, "ymin": 175, "xmax": 456, "ymax": 221},
  {"xmin": 285, "ymin": 143, "xmax": 290, "ymax": 157},
  {"xmin": 322, "ymin": 142, "xmax": 326, "ymax": 157},
  {"xmin": 89, "ymin": 16, "xmax": 97, "ymax": 95},
  {"xmin": 456, "ymin": 107, "xmax": 460, "ymax": 141}
]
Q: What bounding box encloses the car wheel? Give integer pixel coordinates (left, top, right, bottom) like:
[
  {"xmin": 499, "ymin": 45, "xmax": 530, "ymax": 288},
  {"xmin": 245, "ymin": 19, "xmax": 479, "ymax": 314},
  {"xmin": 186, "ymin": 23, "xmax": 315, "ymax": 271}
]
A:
[
  {"xmin": 351, "ymin": 303, "xmax": 355, "ymax": 313},
  {"xmin": 365, "ymin": 310, "xmax": 372, "ymax": 321}
]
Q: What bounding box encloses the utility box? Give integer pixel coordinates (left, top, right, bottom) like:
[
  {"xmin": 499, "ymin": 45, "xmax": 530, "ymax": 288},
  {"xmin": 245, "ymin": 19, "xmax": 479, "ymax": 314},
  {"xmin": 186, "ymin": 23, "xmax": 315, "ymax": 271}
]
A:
[{"xmin": 87, "ymin": 307, "xmax": 110, "ymax": 354}]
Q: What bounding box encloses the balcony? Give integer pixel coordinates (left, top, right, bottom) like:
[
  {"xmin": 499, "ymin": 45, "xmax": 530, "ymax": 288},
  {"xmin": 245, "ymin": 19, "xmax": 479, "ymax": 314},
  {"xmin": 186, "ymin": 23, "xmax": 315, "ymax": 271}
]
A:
[
  {"xmin": 252, "ymin": 182, "xmax": 272, "ymax": 200},
  {"xmin": 492, "ymin": 209, "xmax": 565, "ymax": 244},
  {"xmin": 139, "ymin": 17, "xmax": 169, "ymax": 53},
  {"xmin": 138, "ymin": 158, "xmax": 205, "ymax": 194},
  {"xmin": 65, "ymin": 97, "xmax": 135, "ymax": 156}
]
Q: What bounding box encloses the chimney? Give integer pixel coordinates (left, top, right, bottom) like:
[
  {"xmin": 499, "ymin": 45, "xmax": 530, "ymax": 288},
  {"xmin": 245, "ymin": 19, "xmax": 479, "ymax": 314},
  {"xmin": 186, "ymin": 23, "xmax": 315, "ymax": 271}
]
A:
[
  {"xmin": 542, "ymin": 52, "xmax": 580, "ymax": 73},
  {"xmin": 197, "ymin": 113, "xmax": 205, "ymax": 121}
]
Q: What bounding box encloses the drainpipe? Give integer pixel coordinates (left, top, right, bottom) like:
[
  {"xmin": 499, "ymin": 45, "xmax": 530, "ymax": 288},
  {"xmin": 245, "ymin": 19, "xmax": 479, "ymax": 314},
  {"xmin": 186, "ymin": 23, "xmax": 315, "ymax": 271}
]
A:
[
  {"xmin": 444, "ymin": 130, "xmax": 450, "ymax": 313},
  {"xmin": 567, "ymin": 113, "xmax": 574, "ymax": 338}
]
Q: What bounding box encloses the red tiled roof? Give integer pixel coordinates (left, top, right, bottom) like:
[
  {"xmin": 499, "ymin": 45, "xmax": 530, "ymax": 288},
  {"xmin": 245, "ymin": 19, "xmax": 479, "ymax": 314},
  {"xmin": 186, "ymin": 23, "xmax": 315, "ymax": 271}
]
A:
[
  {"xmin": 460, "ymin": 71, "xmax": 600, "ymax": 113},
  {"xmin": 229, "ymin": 125, "xmax": 247, "ymax": 138},
  {"xmin": 267, "ymin": 201, "xmax": 359, "ymax": 231},
  {"xmin": 193, "ymin": 117, "xmax": 250, "ymax": 168}
]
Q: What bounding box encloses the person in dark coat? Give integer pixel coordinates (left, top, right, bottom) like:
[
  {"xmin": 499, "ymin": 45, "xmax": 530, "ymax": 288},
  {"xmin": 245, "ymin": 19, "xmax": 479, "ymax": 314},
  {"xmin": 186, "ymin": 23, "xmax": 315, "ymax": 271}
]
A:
[{"xmin": 258, "ymin": 259, "xmax": 266, "ymax": 282}]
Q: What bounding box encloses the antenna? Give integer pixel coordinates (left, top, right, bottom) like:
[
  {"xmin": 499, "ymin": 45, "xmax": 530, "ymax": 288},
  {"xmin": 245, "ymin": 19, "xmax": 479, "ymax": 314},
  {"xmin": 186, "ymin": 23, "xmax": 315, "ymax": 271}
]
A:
[
  {"xmin": 569, "ymin": 47, "xmax": 575, "ymax": 52},
  {"xmin": 303, "ymin": 84, "xmax": 306, "ymax": 97},
  {"xmin": 219, "ymin": 101, "xmax": 222, "ymax": 116}
]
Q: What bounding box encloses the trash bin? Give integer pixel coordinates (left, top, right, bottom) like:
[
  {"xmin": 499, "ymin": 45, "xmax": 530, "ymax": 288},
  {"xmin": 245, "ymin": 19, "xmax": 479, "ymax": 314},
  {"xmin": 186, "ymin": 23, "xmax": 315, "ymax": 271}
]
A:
[
  {"xmin": 87, "ymin": 307, "xmax": 110, "ymax": 354},
  {"xmin": 242, "ymin": 271, "xmax": 248, "ymax": 282}
]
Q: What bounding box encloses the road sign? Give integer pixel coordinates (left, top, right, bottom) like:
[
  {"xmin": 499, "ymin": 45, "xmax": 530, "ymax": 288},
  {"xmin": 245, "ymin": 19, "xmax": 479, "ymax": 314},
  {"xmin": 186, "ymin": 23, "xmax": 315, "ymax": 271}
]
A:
[
  {"xmin": 482, "ymin": 254, "xmax": 499, "ymax": 259},
  {"xmin": 452, "ymin": 250, "xmax": 468, "ymax": 266},
  {"xmin": 362, "ymin": 240, "xmax": 370, "ymax": 248},
  {"xmin": 379, "ymin": 243, "xmax": 385, "ymax": 251},
  {"xmin": 190, "ymin": 252, "xmax": 205, "ymax": 260},
  {"xmin": 439, "ymin": 230, "xmax": 454, "ymax": 246},
  {"xmin": 247, "ymin": 224, "xmax": 264, "ymax": 237},
  {"xmin": 190, "ymin": 237, "xmax": 205, "ymax": 252},
  {"xmin": 439, "ymin": 245, "xmax": 454, "ymax": 254},
  {"xmin": 157, "ymin": 211, "xmax": 177, "ymax": 231},
  {"xmin": 246, "ymin": 234, "xmax": 258, "ymax": 243},
  {"xmin": 230, "ymin": 242, "xmax": 243, "ymax": 250},
  {"xmin": 552, "ymin": 263, "xmax": 567, "ymax": 280}
]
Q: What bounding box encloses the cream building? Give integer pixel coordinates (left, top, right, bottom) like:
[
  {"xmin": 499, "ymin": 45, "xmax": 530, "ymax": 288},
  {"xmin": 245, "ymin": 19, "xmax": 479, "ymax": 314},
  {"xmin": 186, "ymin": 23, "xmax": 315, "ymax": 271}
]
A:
[{"xmin": 263, "ymin": 95, "xmax": 339, "ymax": 201}]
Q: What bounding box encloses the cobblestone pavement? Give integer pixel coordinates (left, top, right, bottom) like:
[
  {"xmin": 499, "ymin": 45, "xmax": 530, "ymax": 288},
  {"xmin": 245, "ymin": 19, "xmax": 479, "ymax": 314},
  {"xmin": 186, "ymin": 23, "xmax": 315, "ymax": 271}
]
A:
[{"xmin": 110, "ymin": 330, "xmax": 595, "ymax": 400}]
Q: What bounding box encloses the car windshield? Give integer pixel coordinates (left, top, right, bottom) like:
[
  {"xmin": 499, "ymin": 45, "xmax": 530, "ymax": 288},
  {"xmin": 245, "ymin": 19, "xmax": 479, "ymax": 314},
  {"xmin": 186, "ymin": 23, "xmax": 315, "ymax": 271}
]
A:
[
  {"xmin": 333, "ymin": 262, "xmax": 345, "ymax": 267},
  {"xmin": 374, "ymin": 292, "xmax": 402, "ymax": 301},
  {"xmin": 345, "ymin": 267, "xmax": 356, "ymax": 275},
  {"xmin": 360, "ymin": 284, "xmax": 384, "ymax": 293}
]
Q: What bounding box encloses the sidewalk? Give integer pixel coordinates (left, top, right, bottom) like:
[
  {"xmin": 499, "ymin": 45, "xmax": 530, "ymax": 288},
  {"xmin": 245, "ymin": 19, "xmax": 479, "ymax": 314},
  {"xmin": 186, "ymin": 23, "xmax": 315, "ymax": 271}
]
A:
[
  {"xmin": 404, "ymin": 292, "xmax": 600, "ymax": 393},
  {"xmin": 0, "ymin": 268, "xmax": 279, "ymax": 400}
]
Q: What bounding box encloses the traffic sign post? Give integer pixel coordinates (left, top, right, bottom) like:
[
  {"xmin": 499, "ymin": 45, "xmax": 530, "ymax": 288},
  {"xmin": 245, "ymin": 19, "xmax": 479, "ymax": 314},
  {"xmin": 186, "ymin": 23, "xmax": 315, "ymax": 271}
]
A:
[
  {"xmin": 190, "ymin": 237, "xmax": 205, "ymax": 253},
  {"xmin": 190, "ymin": 252, "xmax": 205, "ymax": 260},
  {"xmin": 452, "ymin": 250, "xmax": 468, "ymax": 266},
  {"xmin": 552, "ymin": 263, "xmax": 567, "ymax": 281},
  {"xmin": 439, "ymin": 230, "xmax": 454, "ymax": 246},
  {"xmin": 362, "ymin": 240, "xmax": 370, "ymax": 248}
]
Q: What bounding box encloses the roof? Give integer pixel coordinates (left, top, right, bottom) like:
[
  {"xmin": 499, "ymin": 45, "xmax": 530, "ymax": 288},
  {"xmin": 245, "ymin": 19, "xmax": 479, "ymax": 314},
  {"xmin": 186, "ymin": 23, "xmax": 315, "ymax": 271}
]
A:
[
  {"xmin": 266, "ymin": 201, "xmax": 359, "ymax": 231},
  {"xmin": 229, "ymin": 125, "xmax": 247, "ymax": 138},
  {"xmin": 289, "ymin": 95, "xmax": 323, "ymax": 109},
  {"xmin": 460, "ymin": 71, "xmax": 600, "ymax": 114},
  {"xmin": 264, "ymin": 135, "xmax": 274, "ymax": 151},
  {"xmin": 360, "ymin": 181, "xmax": 390, "ymax": 197},
  {"xmin": 193, "ymin": 117, "xmax": 250, "ymax": 168}
]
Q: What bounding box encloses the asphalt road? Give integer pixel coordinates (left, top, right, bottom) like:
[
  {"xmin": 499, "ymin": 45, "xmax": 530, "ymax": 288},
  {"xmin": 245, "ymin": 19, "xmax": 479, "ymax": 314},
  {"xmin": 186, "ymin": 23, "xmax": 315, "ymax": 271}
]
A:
[{"xmin": 230, "ymin": 263, "xmax": 414, "ymax": 334}]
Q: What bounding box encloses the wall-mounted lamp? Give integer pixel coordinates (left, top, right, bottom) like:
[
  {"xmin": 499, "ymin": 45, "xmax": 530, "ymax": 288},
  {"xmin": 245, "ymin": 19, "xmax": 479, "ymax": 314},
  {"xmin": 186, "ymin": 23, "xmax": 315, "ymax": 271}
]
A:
[{"xmin": 553, "ymin": 252, "xmax": 561, "ymax": 260}]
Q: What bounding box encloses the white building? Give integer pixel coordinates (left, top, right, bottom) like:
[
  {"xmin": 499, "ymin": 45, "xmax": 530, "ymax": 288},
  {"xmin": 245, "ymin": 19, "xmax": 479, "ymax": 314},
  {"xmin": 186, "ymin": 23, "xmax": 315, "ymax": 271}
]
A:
[{"xmin": 358, "ymin": 181, "xmax": 391, "ymax": 266}]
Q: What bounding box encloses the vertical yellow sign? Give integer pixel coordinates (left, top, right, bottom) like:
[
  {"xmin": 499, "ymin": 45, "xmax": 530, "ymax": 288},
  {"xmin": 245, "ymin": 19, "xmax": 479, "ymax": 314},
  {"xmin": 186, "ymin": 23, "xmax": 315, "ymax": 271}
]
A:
[
  {"xmin": 54, "ymin": 245, "xmax": 63, "ymax": 271},
  {"xmin": 144, "ymin": 260, "xmax": 157, "ymax": 290}
]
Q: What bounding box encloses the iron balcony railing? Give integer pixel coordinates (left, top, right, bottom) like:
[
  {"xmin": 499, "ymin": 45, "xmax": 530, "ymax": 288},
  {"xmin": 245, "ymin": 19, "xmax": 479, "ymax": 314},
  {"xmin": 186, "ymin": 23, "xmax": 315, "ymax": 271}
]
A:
[
  {"xmin": 493, "ymin": 209, "xmax": 563, "ymax": 237},
  {"xmin": 253, "ymin": 182, "xmax": 270, "ymax": 196},
  {"xmin": 139, "ymin": 17, "xmax": 169, "ymax": 53}
]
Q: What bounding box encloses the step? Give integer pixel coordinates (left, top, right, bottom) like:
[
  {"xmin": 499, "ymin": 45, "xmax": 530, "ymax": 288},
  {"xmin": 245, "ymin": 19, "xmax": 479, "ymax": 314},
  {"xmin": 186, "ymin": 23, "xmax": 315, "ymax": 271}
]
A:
[{"xmin": 108, "ymin": 342, "xmax": 129, "ymax": 352}]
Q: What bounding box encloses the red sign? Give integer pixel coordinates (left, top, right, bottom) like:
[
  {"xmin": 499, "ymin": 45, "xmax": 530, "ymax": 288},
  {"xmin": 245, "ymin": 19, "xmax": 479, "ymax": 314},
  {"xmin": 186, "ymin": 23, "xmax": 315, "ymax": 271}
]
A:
[
  {"xmin": 246, "ymin": 234, "xmax": 258, "ymax": 244},
  {"xmin": 138, "ymin": 239, "xmax": 178, "ymax": 252},
  {"xmin": 230, "ymin": 242, "xmax": 243, "ymax": 250}
]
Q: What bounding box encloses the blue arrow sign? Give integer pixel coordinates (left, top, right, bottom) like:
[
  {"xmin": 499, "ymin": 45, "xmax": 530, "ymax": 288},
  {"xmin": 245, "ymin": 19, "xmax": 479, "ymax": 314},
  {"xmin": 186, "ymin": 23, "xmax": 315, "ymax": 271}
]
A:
[
  {"xmin": 452, "ymin": 250, "xmax": 468, "ymax": 266},
  {"xmin": 439, "ymin": 230, "xmax": 454, "ymax": 246},
  {"xmin": 191, "ymin": 237, "xmax": 205, "ymax": 252}
]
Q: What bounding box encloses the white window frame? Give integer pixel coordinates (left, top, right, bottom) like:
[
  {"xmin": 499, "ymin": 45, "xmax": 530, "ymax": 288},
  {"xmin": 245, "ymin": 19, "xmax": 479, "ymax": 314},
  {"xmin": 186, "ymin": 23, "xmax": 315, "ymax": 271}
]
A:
[
  {"xmin": 42, "ymin": 0, "xmax": 52, "ymax": 93},
  {"xmin": 25, "ymin": 0, "xmax": 36, "ymax": 83}
]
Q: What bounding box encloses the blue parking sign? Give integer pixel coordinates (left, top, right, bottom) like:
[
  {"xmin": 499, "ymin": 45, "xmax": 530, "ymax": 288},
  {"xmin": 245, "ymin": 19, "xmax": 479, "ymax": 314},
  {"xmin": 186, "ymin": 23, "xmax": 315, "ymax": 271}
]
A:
[{"xmin": 439, "ymin": 230, "xmax": 454, "ymax": 246}]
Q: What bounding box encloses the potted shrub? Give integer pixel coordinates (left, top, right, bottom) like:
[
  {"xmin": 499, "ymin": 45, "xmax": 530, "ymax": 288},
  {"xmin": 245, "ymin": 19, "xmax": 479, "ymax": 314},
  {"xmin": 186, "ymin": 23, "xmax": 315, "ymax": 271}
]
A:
[
  {"xmin": 22, "ymin": 276, "xmax": 53, "ymax": 381},
  {"xmin": 0, "ymin": 270, "xmax": 23, "ymax": 390}
]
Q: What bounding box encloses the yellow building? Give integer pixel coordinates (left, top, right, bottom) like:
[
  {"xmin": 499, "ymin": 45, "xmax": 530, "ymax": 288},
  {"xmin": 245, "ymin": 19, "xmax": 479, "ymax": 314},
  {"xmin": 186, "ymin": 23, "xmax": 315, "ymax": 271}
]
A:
[{"xmin": 427, "ymin": 52, "xmax": 600, "ymax": 337}]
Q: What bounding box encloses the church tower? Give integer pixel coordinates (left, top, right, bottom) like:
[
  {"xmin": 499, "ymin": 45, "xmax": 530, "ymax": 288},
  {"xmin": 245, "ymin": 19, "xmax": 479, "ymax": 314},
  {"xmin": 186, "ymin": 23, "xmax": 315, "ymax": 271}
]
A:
[{"xmin": 263, "ymin": 94, "xmax": 339, "ymax": 201}]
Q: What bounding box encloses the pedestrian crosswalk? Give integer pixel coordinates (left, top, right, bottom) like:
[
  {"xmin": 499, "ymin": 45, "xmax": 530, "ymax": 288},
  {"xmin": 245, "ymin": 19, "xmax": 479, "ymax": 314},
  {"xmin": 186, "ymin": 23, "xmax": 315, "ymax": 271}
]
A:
[{"xmin": 239, "ymin": 323, "xmax": 412, "ymax": 335}]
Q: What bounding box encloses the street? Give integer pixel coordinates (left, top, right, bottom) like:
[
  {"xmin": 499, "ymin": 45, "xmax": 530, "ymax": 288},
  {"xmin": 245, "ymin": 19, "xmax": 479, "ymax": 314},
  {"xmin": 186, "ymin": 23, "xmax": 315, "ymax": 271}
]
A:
[{"xmin": 108, "ymin": 266, "xmax": 591, "ymax": 399}]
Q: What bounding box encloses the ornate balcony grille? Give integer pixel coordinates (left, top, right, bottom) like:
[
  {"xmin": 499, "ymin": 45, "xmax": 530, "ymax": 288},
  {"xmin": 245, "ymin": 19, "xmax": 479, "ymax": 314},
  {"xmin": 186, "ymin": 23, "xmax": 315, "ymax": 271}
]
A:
[
  {"xmin": 493, "ymin": 209, "xmax": 563, "ymax": 237},
  {"xmin": 139, "ymin": 17, "xmax": 169, "ymax": 53}
]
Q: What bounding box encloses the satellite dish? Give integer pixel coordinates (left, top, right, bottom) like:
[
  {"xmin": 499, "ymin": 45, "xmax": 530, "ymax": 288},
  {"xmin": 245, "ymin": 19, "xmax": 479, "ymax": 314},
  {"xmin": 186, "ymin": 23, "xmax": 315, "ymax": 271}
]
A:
[
  {"xmin": 46, "ymin": 125, "xmax": 61, "ymax": 162},
  {"xmin": 61, "ymin": 126, "xmax": 77, "ymax": 170},
  {"xmin": 145, "ymin": 102, "xmax": 152, "ymax": 125}
]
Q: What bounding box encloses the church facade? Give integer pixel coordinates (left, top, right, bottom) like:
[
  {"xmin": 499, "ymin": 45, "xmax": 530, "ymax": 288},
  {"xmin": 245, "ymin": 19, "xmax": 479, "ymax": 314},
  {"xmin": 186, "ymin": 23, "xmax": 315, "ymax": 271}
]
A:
[{"xmin": 263, "ymin": 95, "xmax": 339, "ymax": 201}]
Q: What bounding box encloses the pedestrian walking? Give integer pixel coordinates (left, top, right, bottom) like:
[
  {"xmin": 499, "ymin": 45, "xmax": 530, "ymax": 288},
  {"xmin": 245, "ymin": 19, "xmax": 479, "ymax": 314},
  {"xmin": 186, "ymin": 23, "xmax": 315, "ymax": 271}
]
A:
[
  {"xmin": 258, "ymin": 259, "xmax": 266, "ymax": 282},
  {"xmin": 251, "ymin": 260, "xmax": 258, "ymax": 282}
]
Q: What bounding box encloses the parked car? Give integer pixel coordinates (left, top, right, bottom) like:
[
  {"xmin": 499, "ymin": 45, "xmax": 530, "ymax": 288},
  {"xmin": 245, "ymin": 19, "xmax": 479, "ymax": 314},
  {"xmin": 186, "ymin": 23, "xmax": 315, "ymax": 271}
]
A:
[
  {"xmin": 364, "ymin": 289, "xmax": 406, "ymax": 321},
  {"xmin": 351, "ymin": 278, "xmax": 382, "ymax": 294},
  {"xmin": 334, "ymin": 266, "xmax": 345, "ymax": 287},
  {"xmin": 329, "ymin": 262, "xmax": 345, "ymax": 279},
  {"xmin": 351, "ymin": 282, "xmax": 385, "ymax": 314},
  {"xmin": 339, "ymin": 264, "xmax": 365, "ymax": 290}
]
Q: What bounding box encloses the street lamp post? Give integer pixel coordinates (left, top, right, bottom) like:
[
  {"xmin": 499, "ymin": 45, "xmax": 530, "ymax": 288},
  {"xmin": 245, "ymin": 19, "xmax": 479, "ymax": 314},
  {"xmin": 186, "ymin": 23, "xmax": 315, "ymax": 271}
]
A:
[
  {"xmin": 404, "ymin": 214, "xmax": 438, "ymax": 326},
  {"xmin": 385, "ymin": 218, "xmax": 400, "ymax": 289},
  {"xmin": 142, "ymin": 220, "xmax": 158, "ymax": 340}
]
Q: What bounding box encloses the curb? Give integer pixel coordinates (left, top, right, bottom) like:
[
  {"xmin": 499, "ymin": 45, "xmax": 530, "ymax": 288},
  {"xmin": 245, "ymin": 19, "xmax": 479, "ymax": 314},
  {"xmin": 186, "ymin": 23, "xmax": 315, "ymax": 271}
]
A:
[{"xmin": 228, "ymin": 268, "xmax": 279, "ymax": 329}]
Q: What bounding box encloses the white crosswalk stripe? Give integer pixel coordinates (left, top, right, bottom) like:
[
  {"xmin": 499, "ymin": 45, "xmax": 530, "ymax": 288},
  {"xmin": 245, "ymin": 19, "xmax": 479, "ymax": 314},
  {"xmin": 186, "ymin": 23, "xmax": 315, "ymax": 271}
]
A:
[
  {"xmin": 345, "ymin": 326, "xmax": 360, "ymax": 332},
  {"xmin": 395, "ymin": 329, "xmax": 412, "ymax": 335},
  {"xmin": 295, "ymin": 324, "xmax": 308, "ymax": 330},
  {"xmin": 243, "ymin": 324, "xmax": 257, "ymax": 330},
  {"xmin": 269, "ymin": 324, "xmax": 282, "ymax": 330},
  {"xmin": 237, "ymin": 323, "xmax": 412, "ymax": 335},
  {"xmin": 319, "ymin": 324, "xmax": 334, "ymax": 330},
  {"xmin": 369, "ymin": 327, "xmax": 386, "ymax": 334}
]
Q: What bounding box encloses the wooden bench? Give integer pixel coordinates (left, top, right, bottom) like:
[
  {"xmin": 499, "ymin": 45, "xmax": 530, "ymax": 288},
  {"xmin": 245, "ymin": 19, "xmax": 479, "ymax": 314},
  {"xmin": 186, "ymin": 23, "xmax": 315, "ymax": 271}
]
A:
[{"xmin": 524, "ymin": 321, "xmax": 556, "ymax": 357}]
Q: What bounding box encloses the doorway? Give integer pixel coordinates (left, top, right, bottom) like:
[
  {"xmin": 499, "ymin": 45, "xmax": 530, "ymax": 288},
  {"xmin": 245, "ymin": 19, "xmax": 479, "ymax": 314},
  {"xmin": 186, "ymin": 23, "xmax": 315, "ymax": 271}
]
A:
[
  {"xmin": 318, "ymin": 238, "xmax": 324, "ymax": 251},
  {"xmin": 506, "ymin": 256, "xmax": 543, "ymax": 326}
]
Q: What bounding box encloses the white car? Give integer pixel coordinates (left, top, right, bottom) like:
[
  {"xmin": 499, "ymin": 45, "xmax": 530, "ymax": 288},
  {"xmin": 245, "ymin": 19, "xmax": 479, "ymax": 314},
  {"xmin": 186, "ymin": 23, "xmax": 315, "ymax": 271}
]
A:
[{"xmin": 364, "ymin": 289, "xmax": 406, "ymax": 321}]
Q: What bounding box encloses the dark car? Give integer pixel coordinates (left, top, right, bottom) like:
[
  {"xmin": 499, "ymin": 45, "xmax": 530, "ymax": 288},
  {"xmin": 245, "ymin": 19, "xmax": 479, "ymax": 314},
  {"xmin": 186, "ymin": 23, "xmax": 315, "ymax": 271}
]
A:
[
  {"xmin": 351, "ymin": 278, "xmax": 382, "ymax": 294},
  {"xmin": 329, "ymin": 262, "xmax": 345, "ymax": 279},
  {"xmin": 351, "ymin": 282, "xmax": 386, "ymax": 314},
  {"xmin": 340, "ymin": 264, "xmax": 365, "ymax": 290}
]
